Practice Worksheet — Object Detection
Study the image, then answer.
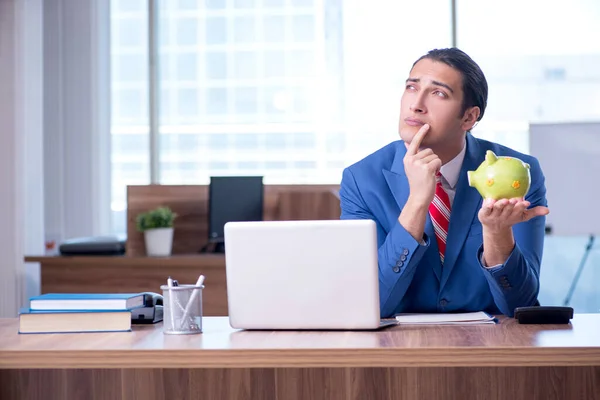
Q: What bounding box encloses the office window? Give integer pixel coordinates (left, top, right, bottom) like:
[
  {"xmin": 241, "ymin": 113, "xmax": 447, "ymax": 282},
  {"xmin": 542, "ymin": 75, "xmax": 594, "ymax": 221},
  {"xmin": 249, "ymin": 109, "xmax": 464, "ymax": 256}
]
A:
[
  {"xmin": 456, "ymin": 0, "xmax": 600, "ymax": 153},
  {"xmin": 110, "ymin": 0, "xmax": 150, "ymax": 235},
  {"xmin": 111, "ymin": 0, "xmax": 452, "ymax": 234}
]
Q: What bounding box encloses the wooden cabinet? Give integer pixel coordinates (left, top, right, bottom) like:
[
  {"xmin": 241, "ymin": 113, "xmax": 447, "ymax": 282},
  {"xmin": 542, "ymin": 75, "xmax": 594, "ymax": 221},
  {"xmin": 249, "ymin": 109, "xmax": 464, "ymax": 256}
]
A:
[{"xmin": 25, "ymin": 255, "xmax": 229, "ymax": 316}]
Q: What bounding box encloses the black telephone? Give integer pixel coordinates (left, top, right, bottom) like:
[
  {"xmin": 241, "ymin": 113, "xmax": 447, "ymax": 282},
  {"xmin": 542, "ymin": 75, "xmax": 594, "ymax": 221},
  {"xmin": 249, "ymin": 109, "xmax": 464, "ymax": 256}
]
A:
[
  {"xmin": 514, "ymin": 306, "xmax": 573, "ymax": 324},
  {"xmin": 131, "ymin": 292, "xmax": 163, "ymax": 324}
]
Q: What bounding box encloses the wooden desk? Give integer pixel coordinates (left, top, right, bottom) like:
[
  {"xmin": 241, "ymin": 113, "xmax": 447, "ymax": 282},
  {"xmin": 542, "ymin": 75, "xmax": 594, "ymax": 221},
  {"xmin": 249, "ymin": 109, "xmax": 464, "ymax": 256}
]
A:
[
  {"xmin": 24, "ymin": 255, "xmax": 228, "ymax": 316},
  {"xmin": 1, "ymin": 315, "xmax": 599, "ymax": 400}
]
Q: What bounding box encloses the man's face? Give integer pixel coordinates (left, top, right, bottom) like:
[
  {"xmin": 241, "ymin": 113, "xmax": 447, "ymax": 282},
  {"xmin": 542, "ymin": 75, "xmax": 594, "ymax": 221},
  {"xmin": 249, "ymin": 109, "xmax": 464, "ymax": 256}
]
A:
[{"xmin": 399, "ymin": 58, "xmax": 474, "ymax": 150}]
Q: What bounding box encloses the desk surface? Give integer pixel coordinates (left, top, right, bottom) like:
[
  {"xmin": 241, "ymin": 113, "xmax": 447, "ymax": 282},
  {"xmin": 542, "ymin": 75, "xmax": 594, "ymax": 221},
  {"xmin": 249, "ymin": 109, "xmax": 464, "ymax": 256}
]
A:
[{"xmin": 1, "ymin": 315, "xmax": 600, "ymax": 369}]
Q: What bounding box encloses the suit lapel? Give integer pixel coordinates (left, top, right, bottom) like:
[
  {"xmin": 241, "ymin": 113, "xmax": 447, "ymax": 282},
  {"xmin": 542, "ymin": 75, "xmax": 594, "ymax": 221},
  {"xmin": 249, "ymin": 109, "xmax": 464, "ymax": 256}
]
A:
[
  {"xmin": 382, "ymin": 142, "xmax": 410, "ymax": 211},
  {"xmin": 382, "ymin": 143, "xmax": 442, "ymax": 282},
  {"xmin": 439, "ymin": 133, "xmax": 485, "ymax": 291}
]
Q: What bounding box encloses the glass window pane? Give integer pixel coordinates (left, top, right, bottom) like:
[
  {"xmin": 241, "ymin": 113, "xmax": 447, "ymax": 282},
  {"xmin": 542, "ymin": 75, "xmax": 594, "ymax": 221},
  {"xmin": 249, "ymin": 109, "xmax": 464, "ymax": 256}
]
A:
[
  {"xmin": 264, "ymin": 51, "xmax": 285, "ymax": 78},
  {"xmin": 115, "ymin": 88, "xmax": 144, "ymax": 120},
  {"xmin": 292, "ymin": 87, "xmax": 310, "ymax": 114},
  {"xmin": 263, "ymin": 0, "xmax": 284, "ymax": 6},
  {"xmin": 206, "ymin": 17, "xmax": 227, "ymax": 45},
  {"xmin": 177, "ymin": 18, "xmax": 198, "ymax": 46},
  {"xmin": 293, "ymin": 161, "xmax": 315, "ymax": 169},
  {"xmin": 292, "ymin": 132, "xmax": 315, "ymax": 148},
  {"xmin": 116, "ymin": 17, "xmax": 146, "ymax": 47},
  {"xmin": 234, "ymin": 87, "xmax": 258, "ymax": 113},
  {"xmin": 178, "ymin": 88, "xmax": 199, "ymax": 117},
  {"xmin": 234, "ymin": 52, "xmax": 257, "ymax": 79},
  {"xmin": 234, "ymin": 0, "xmax": 255, "ymax": 8},
  {"xmin": 208, "ymin": 133, "xmax": 229, "ymax": 148},
  {"xmin": 208, "ymin": 161, "xmax": 229, "ymax": 170},
  {"xmin": 292, "ymin": 15, "xmax": 314, "ymax": 42},
  {"xmin": 114, "ymin": 53, "xmax": 146, "ymax": 82},
  {"xmin": 179, "ymin": 0, "xmax": 199, "ymax": 9},
  {"xmin": 263, "ymin": 16, "xmax": 285, "ymax": 43},
  {"xmin": 287, "ymin": 50, "xmax": 314, "ymax": 77},
  {"xmin": 116, "ymin": 0, "xmax": 146, "ymax": 12},
  {"xmin": 112, "ymin": 134, "xmax": 149, "ymax": 157},
  {"xmin": 266, "ymin": 161, "xmax": 286, "ymax": 169},
  {"xmin": 233, "ymin": 133, "xmax": 259, "ymax": 149},
  {"xmin": 237, "ymin": 161, "xmax": 260, "ymax": 170},
  {"xmin": 265, "ymin": 87, "xmax": 291, "ymax": 114},
  {"xmin": 205, "ymin": 0, "xmax": 226, "ymax": 9},
  {"xmin": 207, "ymin": 88, "xmax": 228, "ymax": 114},
  {"xmin": 265, "ymin": 133, "xmax": 286, "ymax": 150},
  {"xmin": 160, "ymin": 88, "xmax": 173, "ymax": 124},
  {"xmin": 177, "ymin": 53, "xmax": 198, "ymax": 81},
  {"xmin": 206, "ymin": 52, "xmax": 227, "ymax": 79},
  {"xmin": 291, "ymin": 0, "xmax": 312, "ymax": 6},
  {"xmin": 161, "ymin": 134, "xmax": 200, "ymax": 155},
  {"xmin": 234, "ymin": 17, "xmax": 256, "ymax": 43}
]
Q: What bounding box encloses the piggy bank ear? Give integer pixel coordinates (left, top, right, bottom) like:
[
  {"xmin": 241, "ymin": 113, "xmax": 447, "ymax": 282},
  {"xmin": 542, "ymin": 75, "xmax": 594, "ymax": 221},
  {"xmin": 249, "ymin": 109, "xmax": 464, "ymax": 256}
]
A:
[{"xmin": 485, "ymin": 150, "xmax": 498, "ymax": 164}]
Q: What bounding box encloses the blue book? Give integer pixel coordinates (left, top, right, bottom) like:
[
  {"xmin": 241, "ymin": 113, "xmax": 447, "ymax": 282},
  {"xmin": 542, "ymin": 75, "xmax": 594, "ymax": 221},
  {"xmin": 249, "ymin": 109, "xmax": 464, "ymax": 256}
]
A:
[
  {"xmin": 18, "ymin": 308, "xmax": 132, "ymax": 334},
  {"xmin": 29, "ymin": 293, "xmax": 144, "ymax": 311}
]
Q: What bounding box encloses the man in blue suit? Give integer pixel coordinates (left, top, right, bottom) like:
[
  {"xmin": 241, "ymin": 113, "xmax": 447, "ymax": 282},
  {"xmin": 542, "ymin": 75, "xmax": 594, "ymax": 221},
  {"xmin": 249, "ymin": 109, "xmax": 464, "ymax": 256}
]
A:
[{"xmin": 340, "ymin": 48, "xmax": 550, "ymax": 318}]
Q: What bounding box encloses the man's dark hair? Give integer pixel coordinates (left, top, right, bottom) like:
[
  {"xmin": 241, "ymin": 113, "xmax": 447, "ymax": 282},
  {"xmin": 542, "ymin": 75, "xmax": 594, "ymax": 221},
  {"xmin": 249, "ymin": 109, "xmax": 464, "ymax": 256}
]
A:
[{"xmin": 412, "ymin": 48, "xmax": 488, "ymax": 122}]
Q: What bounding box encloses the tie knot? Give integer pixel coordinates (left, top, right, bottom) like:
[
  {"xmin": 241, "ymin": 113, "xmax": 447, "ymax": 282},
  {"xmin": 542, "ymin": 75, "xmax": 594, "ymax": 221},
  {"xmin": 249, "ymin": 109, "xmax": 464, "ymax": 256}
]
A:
[{"xmin": 435, "ymin": 171, "xmax": 443, "ymax": 183}]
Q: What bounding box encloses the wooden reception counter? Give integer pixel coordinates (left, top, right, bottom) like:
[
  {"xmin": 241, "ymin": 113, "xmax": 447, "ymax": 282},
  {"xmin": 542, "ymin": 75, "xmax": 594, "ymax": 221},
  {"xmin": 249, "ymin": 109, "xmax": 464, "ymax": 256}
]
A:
[
  {"xmin": 25, "ymin": 254, "xmax": 229, "ymax": 316},
  {"xmin": 1, "ymin": 315, "xmax": 599, "ymax": 400}
]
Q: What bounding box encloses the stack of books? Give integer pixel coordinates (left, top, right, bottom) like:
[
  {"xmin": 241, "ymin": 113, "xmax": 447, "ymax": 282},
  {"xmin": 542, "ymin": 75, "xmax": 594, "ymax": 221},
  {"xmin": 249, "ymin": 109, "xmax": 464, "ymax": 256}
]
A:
[{"xmin": 18, "ymin": 293, "xmax": 145, "ymax": 334}]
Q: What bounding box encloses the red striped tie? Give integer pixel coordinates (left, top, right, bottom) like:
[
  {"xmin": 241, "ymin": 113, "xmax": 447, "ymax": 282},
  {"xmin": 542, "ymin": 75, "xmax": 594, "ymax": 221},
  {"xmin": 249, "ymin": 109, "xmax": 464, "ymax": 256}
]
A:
[{"xmin": 429, "ymin": 172, "xmax": 451, "ymax": 264}]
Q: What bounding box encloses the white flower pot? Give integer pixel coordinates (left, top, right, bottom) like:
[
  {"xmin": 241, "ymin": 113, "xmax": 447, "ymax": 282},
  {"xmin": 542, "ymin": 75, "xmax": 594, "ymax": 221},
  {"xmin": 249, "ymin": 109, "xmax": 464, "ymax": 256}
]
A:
[{"xmin": 144, "ymin": 227, "xmax": 174, "ymax": 256}]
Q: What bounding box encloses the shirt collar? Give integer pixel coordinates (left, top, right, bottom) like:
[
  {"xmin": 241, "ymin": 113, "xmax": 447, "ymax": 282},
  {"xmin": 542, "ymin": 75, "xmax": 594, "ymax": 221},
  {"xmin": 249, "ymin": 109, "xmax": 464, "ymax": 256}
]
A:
[{"xmin": 439, "ymin": 139, "xmax": 466, "ymax": 189}]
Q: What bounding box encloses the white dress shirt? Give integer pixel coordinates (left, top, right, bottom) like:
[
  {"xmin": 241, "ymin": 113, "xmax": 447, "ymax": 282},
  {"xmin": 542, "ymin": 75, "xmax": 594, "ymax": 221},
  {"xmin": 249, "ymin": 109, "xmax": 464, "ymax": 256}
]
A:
[{"xmin": 437, "ymin": 139, "xmax": 466, "ymax": 207}]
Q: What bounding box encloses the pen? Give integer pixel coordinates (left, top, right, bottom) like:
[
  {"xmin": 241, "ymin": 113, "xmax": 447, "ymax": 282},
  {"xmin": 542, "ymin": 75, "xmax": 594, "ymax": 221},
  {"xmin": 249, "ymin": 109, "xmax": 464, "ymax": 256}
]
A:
[
  {"xmin": 171, "ymin": 280, "xmax": 187, "ymax": 312},
  {"xmin": 167, "ymin": 276, "xmax": 177, "ymax": 330},
  {"xmin": 179, "ymin": 274, "xmax": 205, "ymax": 330}
]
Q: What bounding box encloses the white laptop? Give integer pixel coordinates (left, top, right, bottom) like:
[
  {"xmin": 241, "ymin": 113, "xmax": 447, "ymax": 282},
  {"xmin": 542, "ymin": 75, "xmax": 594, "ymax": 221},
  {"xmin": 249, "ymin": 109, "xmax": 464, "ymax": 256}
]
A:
[{"xmin": 223, "ymin": 219, "xmax": 397, "ymax": 330}]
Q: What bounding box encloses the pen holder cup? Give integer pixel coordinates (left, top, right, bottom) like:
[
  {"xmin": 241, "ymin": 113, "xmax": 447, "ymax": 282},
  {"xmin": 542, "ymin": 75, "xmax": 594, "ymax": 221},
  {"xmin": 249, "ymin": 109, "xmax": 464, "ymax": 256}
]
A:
[{"xmin": 160, "ymin": 284, "xmax": 204, "ymax": 335}]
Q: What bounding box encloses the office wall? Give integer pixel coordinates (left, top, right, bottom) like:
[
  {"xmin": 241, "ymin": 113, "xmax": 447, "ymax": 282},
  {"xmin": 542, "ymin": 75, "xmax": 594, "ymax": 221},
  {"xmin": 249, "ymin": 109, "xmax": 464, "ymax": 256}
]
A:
[
  {"xmin": 0, "ymin": 0, "xmax": 44, "ymax": 317},
  {"xmin": 43, "ymin": 0, "xmax": 112, "ymax": 244}
]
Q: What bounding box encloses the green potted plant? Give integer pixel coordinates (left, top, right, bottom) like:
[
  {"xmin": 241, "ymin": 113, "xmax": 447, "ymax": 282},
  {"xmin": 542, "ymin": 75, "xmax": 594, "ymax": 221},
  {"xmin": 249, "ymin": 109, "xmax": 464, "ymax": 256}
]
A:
[{"xmin": 136, "ymin": 206, "xmax": 177, "ymax": 256}]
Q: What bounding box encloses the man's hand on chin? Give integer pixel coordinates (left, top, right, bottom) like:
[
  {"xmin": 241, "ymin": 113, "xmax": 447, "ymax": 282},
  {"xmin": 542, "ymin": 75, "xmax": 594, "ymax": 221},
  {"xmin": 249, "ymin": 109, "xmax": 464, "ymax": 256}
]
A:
[{"xmin": 478, "ymin": 197, "xmax": 550, "ymax": 267}]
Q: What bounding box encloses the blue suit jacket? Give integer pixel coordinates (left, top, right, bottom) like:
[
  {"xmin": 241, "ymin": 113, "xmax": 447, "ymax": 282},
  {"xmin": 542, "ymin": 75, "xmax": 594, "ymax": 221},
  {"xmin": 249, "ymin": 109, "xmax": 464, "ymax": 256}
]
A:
[{"xmin": 339, "ymin": 133, "xmax": 547, "ymax": 318}]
